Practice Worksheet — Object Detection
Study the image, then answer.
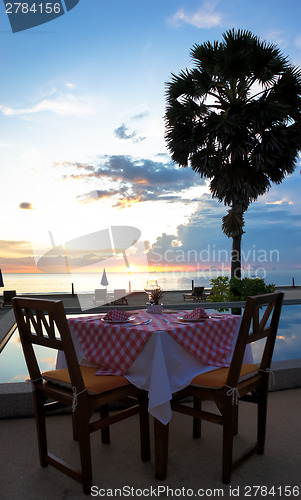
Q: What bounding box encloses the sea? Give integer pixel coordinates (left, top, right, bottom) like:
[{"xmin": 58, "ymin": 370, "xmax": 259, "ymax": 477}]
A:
[{"xmin": 1, "ymin": 268, "xmax": 301, "ymax": 295}]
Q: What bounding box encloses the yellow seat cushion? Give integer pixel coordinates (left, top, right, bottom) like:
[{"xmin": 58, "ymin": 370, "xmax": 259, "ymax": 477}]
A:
[
  {"xmin": 191, "ymin": 363, "xmax": 259, "ymax": 389},
  {"xmin": 42, "ymin": 366, "xmax": 131, "ymax": 394}
]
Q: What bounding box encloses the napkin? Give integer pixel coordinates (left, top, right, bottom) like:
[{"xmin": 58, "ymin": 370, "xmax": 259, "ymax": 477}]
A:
[
  {"xmin": 182, "ymin": 307, "xmax": 209, "ymax": 320},
  {"xmin": 103, "ymin": 310, "xmax": 132, "ymax": 321}
]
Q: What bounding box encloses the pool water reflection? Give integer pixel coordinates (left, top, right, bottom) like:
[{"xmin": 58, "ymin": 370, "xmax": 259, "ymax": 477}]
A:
[
  {"xmin": 0, "ymin": 305, "xmax": 300, "ymax": 384},
  {"xmin": 0, "ymin": 330, "xmax": 57, "ymax": 384}
]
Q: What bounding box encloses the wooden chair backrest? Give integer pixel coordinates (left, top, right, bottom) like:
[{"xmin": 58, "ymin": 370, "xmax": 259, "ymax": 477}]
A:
[
  {"xmin": 193, "ymin": 287, "xmax": 204, "ymax": 296},
  {"xmin": 12, "ymin": 297, "xmax": 85, "ymax": 392},
  {"xmin": 226, "ymin": 292, "xmax": 284, "ymax": 388}
]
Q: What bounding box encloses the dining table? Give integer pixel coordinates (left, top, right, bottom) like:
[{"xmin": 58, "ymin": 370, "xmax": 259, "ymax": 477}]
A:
[{"xmin": 56, "ymin": 308, "xmax": 253, "ymax": 479}]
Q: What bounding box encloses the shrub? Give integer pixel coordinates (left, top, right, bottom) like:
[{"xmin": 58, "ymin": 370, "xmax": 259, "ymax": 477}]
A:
[
  {"xmin": 207, "ymin": 276, "xmax": 231, "ymax": 303},
  {"xmin": 229, "ymin": 277, "xmax": 275, "ymax": 301},
  {"xmin": 207, "ymin": 276, "xmax": 276, "ymax": 310}
]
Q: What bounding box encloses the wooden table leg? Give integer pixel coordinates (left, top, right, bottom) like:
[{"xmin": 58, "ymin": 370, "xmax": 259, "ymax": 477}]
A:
[{"xmin": 154, "ymin": 418, "xmax": 169, "ymax": 480}]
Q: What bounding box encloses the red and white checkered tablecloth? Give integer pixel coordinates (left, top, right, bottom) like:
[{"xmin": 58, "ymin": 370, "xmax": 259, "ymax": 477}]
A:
[
  {"xmin": 167, "ymin": 315, "xmax": 241, "ymax": 367},
  {"xmin": 67, "ymin": 311, "xmax": 241, "ymax": 375},
  {"xmin": 67, "ymin": 314, "xmax": 153, "ymax": 375}
]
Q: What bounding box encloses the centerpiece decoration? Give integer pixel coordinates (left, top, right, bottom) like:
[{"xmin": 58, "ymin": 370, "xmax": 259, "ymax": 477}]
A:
[{"xmin": 150, "ymin": 287, "xmax": 164, "ymax": 314}]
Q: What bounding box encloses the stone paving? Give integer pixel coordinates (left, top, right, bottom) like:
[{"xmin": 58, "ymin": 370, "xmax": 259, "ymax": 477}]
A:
[{"xmin": 1, "ymin": 388, "xmax": 300, "ymax": 499}]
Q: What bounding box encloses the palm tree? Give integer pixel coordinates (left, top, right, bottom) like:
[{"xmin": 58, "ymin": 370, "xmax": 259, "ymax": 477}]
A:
[{"xmin": 165, "ymin": 29, "xmax": 301, "ymax": 279}]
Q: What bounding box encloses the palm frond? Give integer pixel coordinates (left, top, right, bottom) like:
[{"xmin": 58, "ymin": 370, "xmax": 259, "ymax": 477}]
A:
[{"xmin": 222, "ymin": 209, "xmax": 245, "ymax": 238}]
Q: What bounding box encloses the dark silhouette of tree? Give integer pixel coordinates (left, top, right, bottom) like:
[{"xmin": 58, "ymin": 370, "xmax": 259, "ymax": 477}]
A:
[{"xmin": 165, "ymin": 29, "xmax": 301, "ymax": 278}]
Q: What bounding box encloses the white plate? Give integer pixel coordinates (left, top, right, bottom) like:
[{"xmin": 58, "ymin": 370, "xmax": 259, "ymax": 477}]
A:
[
  {"xmin": 101, "ymin": 316, "xmax": 135, "ymax": 323},
  {"xmin": 177, "ymin": 316, "xmax": 209, "ymax": 322}
]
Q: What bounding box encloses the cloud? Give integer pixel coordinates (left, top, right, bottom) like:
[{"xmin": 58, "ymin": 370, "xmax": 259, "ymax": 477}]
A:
[
  {"xmin": 114, "ymin": 123, "xmax": 136, "ymax": 140},
  {"xmin": 58, "ymin": 155, "xmax": 204, "ymax": 206},
  {"xmin": 0, "ymin": 239, "xmax": 33, "ymax": 255},
  {"xmin": 19, "ymin": 202, "xmax": 34, "ymax": 210},
  {"xmin": 0, "ymin": 93, "xmax": 92, "ymax": 117},
  {"xmin": 64, "ymin": 81, "xmax": 75, "ymax": 89},
  {"xmin": 0, "ymin": 239, "xmax": 36, "ymax": 272},
  {"xmin": 263, "ymin": 30, "xmax": 289, "ymax": 49},
  {"xmin": 131, "ymin": 111, "xmax": 149, "ymax": 120},
  {"xmin": 168, "ymin": 1, "xmax": 222, "ymax": 29},
  {"xmin": 295, "ymin": 36, "xmax": 301, "ymax": 51},
  {"xmin": 147, "ymin": 190, "xmax": 301, "ymax": 271},
  {"xmin": 114, "ymin": 123, "xmax": 146, "ymax": 143},
  {"xmin": 147, "ymin": 195, "xmax": 227, "ymax": 269},
  {"xmin": 266, "ymin": 200, "xmax": 294, "ymax": 206},
  {"xmin": 77, "ymin": 188, "xmax": 127, "ymax": 205}
]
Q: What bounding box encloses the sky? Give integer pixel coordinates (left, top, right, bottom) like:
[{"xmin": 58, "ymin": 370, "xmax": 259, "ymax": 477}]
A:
[{"xmin": 0, "ymin": 0, "xmax": 301, "ymax": 277}]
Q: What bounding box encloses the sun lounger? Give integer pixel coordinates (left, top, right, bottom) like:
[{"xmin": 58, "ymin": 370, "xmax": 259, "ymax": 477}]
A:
[
  {"xmin": 183, "ymin": 286, "xmax": 206, "ymax": 302},
  {"xmin": 93, "ymin": 288, "xmax": 107, "ymax": 306},
  {"xmin": 0, "ymin": 290, "xmax": 17, "ymax": 309},
  {"xmin": 112, "ymin": 289, "xmax": 128, "ymax": 305}
]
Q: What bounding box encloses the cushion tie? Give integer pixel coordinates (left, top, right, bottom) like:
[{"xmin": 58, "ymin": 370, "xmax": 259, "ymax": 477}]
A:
[
  {"xmin": 72, "ymin": 386, "xmax": 87, "ymax": 412},
  {"xmin": 225, "ymin": 385, "xmax": 240, "ymax": 405},
  {"xmin": 259, "ymin": 368, "xmax": 275, "ymax": 386},
  {"xmin": 26, "ymin": 377, "xmax": 43, "ymax": 387}
]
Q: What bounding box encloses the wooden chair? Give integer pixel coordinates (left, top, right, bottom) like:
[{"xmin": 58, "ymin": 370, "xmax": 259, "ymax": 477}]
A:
[
  {"xmin": 171, "ymin": 292, "xmax": 284, "ymax": 483},
  {"xmin": 12, "ymin": 297, "xmax": 150, "ymax": 494},
  {"xmin": 183, "ymin": 286, "xmax": 206, "ymax": 301},
  {"xmin": 112, "ymin": 289, "xmax": 128, "ymax": 305}
]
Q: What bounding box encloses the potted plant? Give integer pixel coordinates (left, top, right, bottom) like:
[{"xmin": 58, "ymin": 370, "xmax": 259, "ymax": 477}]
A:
[{"xmin": 150, "ymin": 287, "xmax": 164, "ymax": 314}]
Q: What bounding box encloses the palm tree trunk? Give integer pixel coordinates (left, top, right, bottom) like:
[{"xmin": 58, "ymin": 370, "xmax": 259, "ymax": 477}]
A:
[{"xmin": 231, "ymin": 234, "xmax": 242, "ymax": 279}]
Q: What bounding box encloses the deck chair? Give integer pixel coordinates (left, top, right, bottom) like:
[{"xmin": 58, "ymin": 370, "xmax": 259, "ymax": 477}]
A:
[
  {"xmin": 0, "ymin": 290, "xmax": 17, "ymax": 308},
  {"xmin": 171, "ymin": 292, "xmax": 284, "ymax": 483},
  {"xmin": 93, "ymin": 288, "xmax": 107, "ymax": 306},
  {"xmin": 12, "ymin": 297, "xmax": 150, "ymax": 494},
  {"xmin": 183, "ymin": 286, "xmax": 206, "ymax": 301},
  {"xmin": 112, "ymin": 289, "xmax": 128, "ymax": 305}
]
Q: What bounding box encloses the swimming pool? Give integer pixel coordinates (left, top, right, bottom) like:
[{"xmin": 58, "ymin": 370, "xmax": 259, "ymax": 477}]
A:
[{"xmin": 0, "ymin": 305, "xmax": 300, "ymax": 384}]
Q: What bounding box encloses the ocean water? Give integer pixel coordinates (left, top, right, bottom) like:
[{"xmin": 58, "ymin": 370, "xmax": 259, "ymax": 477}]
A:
[{"xmin": 1, "ymin": 268, "xmax": 300, "ymax": 295}]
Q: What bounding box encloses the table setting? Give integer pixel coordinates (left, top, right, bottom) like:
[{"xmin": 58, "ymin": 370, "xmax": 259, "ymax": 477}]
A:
[{"xmin": 56, "ymin": 307, "xmax": 252, "ymax": 425}]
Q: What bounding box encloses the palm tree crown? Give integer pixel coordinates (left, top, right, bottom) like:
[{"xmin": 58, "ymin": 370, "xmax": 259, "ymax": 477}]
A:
[{"xmin": 165, "ymin": 29, "xmax": 301, "ymax": 277}]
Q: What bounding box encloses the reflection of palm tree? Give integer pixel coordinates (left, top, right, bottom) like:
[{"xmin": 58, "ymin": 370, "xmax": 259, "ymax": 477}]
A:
[{"xmin": 165, "ymin": 29, "xmax": 301, "ymax": 278}]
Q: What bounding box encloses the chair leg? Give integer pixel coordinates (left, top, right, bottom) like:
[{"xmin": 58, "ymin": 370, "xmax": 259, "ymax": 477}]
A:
[
  {"xmin": 100, "ymin": 405, "xmax": 110, "ymax": 444},
  {"xmin": 222, "ymin": 402, "xmax": 235, "ymax": 484},
  {"xmin": 233, "ymin": 404, "xmax": 239, "ymax": 436},
  {"xmin": 33, "ymin": 391, "xmax": 48, "ymax": 467},
  {"xmin": 193, "ymin": 397, "xmax": 202, "ymax": 438},
  {"xmin": 217, "ymin": 400, "xmax": 237, "ymax": 435},
  {"xmin": 76, "ymin": 407, "xmax": 93, "ymax": 495},
  {"xmin": 257, "ymin": 382, "xmax": 269, "ymax": 455},
  {"xmin": 72, "ymin": 411, "xmax": 79, "ymax": 441},
  {"xmin": 138, "ymin": 393, "xmax": 151, "ymax": 461}
]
